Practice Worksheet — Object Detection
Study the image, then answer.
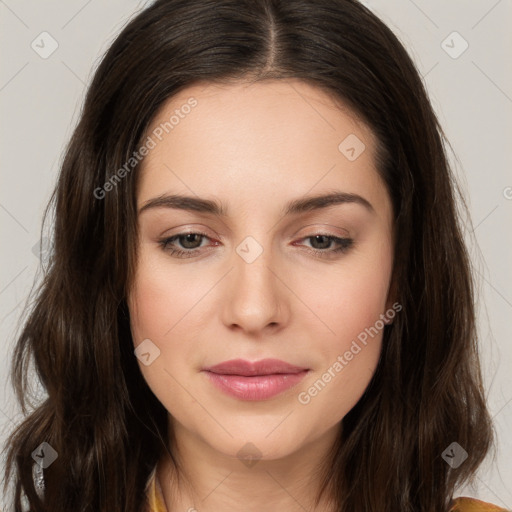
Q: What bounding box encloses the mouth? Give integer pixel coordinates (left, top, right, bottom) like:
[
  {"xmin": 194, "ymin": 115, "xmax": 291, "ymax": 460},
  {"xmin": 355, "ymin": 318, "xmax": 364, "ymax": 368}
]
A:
[
  {"xmin": 203, "ymin": 358, "xmax": 308, "ymax": 376},
  {"xmin": 202, "ymin": 358, "xmax": 310, "ymax": 401}
]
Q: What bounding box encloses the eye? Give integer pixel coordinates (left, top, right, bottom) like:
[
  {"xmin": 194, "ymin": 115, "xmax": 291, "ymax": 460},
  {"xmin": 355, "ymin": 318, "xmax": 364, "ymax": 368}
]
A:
[
  {"xmin": 158, "ymin": 231, "xmax": 216, "ymax": 259},
  {"xmin": 295, "ymin": 234, "xmax": 354, "ymax": 257}
]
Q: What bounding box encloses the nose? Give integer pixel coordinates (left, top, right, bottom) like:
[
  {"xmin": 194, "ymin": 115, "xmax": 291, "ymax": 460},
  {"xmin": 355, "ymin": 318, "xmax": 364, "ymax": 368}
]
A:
[{"xmin": 220, "ymin": 236, "xmax": 289, "ymax": 336}]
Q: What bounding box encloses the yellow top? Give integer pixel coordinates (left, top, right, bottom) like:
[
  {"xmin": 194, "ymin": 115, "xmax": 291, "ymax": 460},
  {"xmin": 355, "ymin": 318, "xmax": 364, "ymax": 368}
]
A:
[{"xmin": 144, "ymin": 466, "xmax": 509, "ymax": 512}]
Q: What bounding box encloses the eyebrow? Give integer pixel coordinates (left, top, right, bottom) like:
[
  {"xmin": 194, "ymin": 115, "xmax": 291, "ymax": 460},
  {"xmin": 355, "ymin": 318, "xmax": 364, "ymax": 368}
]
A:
[{"xmin": 138, "ymin": 191, "xmax": 374, "ymax": 217}]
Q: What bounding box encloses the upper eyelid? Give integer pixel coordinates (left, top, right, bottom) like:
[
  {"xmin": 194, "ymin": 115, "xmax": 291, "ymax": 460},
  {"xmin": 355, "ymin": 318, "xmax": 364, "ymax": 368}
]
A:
[{"xmin": 162, "ymin": 222, "xmax": 351, "ymax": 239}]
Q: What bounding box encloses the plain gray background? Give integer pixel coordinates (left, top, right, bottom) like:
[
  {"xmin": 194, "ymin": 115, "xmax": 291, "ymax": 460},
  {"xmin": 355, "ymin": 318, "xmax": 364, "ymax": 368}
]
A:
[{"xmin": 1, "ymin": 0, "xmax": 511, "ymax": 508}]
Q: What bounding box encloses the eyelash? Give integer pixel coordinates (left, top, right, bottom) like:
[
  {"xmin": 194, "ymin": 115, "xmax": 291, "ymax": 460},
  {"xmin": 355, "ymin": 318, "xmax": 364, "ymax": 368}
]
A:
[{"xmin": 158, "ymin": 232, "xmax": 354, "ymax": 259}]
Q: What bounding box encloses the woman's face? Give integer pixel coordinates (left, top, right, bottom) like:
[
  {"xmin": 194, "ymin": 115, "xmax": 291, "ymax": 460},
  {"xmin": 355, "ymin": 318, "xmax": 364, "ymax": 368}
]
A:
[{"xmin": 127, "ymin": 79, "xmax": 394, "ymax": 462}]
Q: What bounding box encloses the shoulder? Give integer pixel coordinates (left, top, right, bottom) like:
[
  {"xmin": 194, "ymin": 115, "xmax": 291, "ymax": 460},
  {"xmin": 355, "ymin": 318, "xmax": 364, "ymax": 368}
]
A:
[{"xmin": 450, "ymin": 496, "xmax": 510, "ymax": 511}]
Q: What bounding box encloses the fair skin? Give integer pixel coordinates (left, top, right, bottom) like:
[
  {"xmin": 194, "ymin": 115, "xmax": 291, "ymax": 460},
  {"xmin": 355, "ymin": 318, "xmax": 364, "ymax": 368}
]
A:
[{"xmin": 127, "ymin": 79, "xmax": 395, "ymax": 512}]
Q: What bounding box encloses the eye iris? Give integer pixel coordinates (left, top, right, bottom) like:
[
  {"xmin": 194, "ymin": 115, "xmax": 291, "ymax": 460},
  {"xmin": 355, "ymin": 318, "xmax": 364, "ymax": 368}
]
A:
[
  {"xmin": 180, "ymin": 233, "xmax": 202, "ymax": 249},
  {"xmin": 311, "ymin": 235, "xmax": 331, "ymax": 249}
]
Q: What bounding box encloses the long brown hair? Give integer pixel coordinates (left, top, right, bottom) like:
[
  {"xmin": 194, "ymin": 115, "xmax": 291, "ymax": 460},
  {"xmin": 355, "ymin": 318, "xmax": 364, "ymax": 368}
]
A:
[{"xmin": 2, "ymin": 0, "xmax": 494, "ymax": 510}]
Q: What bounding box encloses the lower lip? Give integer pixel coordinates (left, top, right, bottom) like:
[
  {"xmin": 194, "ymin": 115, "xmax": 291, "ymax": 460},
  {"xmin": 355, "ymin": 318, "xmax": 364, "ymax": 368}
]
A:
[{"xmin": 203, "ymin": 370, "xmax": 309, "ymax": 401}]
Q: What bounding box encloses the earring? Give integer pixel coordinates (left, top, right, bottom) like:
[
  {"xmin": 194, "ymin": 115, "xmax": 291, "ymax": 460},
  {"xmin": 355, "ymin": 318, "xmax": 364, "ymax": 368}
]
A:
[{"xmin": 32, "ymin": 460, "xmax": 45, "ymax": 499}]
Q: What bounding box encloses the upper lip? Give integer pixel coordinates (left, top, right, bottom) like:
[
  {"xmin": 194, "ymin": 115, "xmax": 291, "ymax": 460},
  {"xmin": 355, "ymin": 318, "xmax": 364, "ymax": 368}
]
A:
[{"xmin": 203, "ymin": 358, "xmax": 308, "ymax": 376}]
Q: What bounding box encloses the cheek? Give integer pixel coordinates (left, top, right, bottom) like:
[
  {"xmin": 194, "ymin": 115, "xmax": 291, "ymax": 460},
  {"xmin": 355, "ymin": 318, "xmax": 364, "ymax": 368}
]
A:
[
  {"xmin": 295, "ymin": 247, "xmax": 392, "ymax": 344},
  {"xmin": 127, "ymin": 266, "xmax": 204, "ymax": 416},
  {"xmin": 292, "ymin": 246, "xmax": 391, "ymax": 420},
  {"xmin": 298, "ymin": 340, "xmax": 382, "ymax": 430},
  {"xmin": 127, "ymin": 259, "xmax": 202, "ymax": 380},
  {"xmin": 128, "ymin": 254, "xmax": 210, "ymax": 343},
  {"xmin": 296, "ymin": 270, "xmax": 386, "ymax": 425}
]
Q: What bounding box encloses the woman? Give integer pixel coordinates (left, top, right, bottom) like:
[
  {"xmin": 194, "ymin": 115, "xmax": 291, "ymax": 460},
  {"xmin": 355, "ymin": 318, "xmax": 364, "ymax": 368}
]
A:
[{"xmin": 2, "ymin": 0, "xmax": 507, "ymax": 511}]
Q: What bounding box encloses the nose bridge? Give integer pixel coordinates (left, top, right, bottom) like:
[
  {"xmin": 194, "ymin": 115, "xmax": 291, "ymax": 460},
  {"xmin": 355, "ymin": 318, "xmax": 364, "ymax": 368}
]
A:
[
  {"xmin": 233, "ymin": 232, "xmax": 277, "ymax": 297},
  {"xmin": 221, "ymin": 231, "xmax": 286, "ymax": 331}
]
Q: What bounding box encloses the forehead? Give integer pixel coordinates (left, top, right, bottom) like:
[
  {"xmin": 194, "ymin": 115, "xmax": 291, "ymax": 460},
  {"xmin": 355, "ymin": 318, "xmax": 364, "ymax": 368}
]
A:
[{"xmin": 136, "ymin": 79, "xmax": 389, "ymax": 219}]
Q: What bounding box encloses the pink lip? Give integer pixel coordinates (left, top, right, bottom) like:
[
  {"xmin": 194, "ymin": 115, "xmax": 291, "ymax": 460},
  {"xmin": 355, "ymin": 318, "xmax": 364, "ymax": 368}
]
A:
[{"xmin": 202, "ymin": 358, "xmax": 309, "ymax": 401}]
